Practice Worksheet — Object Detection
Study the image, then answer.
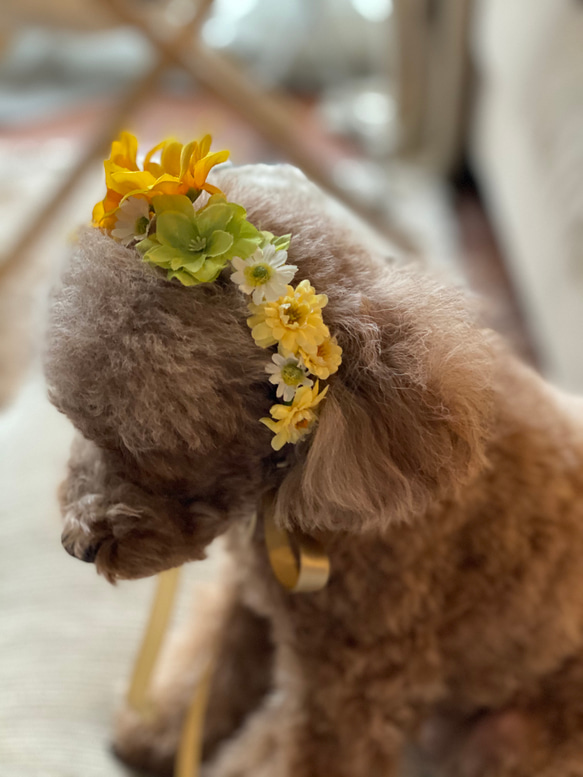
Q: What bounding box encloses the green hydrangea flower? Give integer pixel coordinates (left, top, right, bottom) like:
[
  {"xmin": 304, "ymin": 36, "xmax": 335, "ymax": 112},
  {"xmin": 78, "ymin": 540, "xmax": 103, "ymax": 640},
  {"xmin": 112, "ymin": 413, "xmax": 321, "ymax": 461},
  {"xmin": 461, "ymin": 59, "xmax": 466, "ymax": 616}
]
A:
[{"xmin": 137, "ymin": 194, "xmax": 262, "ymax": 286}]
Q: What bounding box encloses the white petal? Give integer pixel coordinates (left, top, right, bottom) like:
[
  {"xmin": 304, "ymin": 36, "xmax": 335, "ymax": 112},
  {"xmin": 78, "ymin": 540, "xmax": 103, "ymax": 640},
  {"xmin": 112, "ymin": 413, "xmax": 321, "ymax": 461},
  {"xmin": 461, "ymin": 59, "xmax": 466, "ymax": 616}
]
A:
[
  {"xmin": 262, "ymin": 287, "xmax": 280, "ymax": 302},
  {"xmin": 262, "ymin": 244, "xmax": 277, "ymax": 261},
  {"xmin": 231, "ymin": 256, "xmax": 246, "ymax": 272},
  {"xmin": 263, "ymin": 280, "xmax": 289, "ymax": 302},
  {"xmin": 119, "ymin": 196, "xmax": 148, "ymax": 219},
  {"xmin": 271, "ymin": 251, "xmax": 288, "ymax": 267},
  {"xmin": 231, "ymin": 270, "xmax": 246, "ymax": 285},
  {"xmin": 111, "ymin": 225, "xmax": 134, "ymax": 239},
  {"xmin": 252, "ymin": 287, "xmax": 265, "ymax": 304}
]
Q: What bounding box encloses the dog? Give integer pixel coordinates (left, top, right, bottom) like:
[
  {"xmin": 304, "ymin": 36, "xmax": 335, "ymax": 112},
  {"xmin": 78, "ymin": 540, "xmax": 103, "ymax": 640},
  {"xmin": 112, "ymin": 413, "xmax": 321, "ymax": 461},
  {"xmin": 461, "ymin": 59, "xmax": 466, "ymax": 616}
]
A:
[{"xmin": 44, "ymin": 164, "xmax": 583, "ymax": 777}]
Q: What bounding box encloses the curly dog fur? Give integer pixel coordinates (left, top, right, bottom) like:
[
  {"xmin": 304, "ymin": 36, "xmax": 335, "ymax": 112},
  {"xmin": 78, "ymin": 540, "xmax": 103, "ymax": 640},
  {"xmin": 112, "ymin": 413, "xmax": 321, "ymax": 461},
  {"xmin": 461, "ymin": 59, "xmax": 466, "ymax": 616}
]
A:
[{"xmin": 45, "ymin": 164, "xmax": 583, "ymax": 776}]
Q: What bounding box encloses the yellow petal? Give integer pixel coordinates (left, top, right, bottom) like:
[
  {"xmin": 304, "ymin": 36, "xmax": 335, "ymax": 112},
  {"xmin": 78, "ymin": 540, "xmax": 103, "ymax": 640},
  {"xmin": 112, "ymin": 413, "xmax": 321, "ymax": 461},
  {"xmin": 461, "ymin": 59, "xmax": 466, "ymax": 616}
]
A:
[
  {"xmin": 198, "ymin": 134, "xmax": 212, "ymax": 158},
  {"xmin": 201, "ymin": 181, "xmax": 225, "ymax": 196},
  {"xmin": 160, "ymin": 141, "xmax": 183, "ymax": 177},
  {"xmin": 92, "ymin": 200, "xmax": 105, "ymax": 226},
  {"xmin": 143, "ymin": 140, "xmax": 166, "ymax": 173},
  {"xmin": 110, "ymin": 131, "xmax": 138, "ymax": 170},
  {"xmin": 191, "ymin": 150, "xmax": 230, "ymax": 188},
  {"xmin": 179, "ymin": 140, "xmax": 197, "ymax": 178},
  {"xmin": 106, "ymin": 166, "xmax": 158, "ymax": 197},
  {"xmin": 260, "ymin": 417, "xmax": 280, "ymax": 432},
  {"xmin": 271, "ymin": 434, "xmax": 286, "ymax": 451},
  {"xmin": 270, "ymin": 405, "xmax": 292, "ymax": 420}
]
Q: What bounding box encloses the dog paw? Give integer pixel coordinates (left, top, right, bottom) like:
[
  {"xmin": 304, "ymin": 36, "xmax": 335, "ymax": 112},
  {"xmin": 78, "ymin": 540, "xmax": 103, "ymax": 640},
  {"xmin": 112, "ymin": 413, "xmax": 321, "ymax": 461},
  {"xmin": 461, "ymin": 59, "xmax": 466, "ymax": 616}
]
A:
[
  {"xmin": 60, "ymin": 492, "xmax": 204, "ymax": 582},
  {"xmin": 61, "ymin": 493, "xmax": 112, "ymax": 564},
  {"xmin": 452, "ymin": 710, "xmax": 545, "ymax": 777},
  {"xmin": 112, "ymin": 702, "xmax": 177, "ymax": 777}
]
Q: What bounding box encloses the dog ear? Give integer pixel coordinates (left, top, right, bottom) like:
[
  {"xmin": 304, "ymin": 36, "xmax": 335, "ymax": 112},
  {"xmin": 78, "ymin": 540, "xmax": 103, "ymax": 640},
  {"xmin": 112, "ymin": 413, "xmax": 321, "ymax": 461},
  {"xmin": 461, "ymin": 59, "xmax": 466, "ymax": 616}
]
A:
[{"xmin": 276, "ymin": 270, "xmax": 494, "ymax": 533}]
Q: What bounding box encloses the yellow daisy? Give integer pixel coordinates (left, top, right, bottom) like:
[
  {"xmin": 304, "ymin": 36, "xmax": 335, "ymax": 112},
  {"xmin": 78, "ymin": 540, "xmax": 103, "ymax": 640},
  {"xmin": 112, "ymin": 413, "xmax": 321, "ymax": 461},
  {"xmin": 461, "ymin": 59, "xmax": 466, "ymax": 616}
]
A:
[
  {"xmin": 298, "ymin": 337, "xmax": 342, "ymax": 380},
  {"xmin": 247, "ymin": 280, "xmax": 329, "ymax": 355},
  {"xmin": 261, "ymin": 382, "xmax": 329, "ymax": 450},
  {"xmin": 92, "ymin": 132, "xmax": 229, "ymax": 230}
]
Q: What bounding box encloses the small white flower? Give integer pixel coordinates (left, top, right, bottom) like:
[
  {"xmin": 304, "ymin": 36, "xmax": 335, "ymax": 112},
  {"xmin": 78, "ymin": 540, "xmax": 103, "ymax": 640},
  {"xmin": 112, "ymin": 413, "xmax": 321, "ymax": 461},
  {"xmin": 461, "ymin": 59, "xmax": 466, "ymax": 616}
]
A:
[
  {"xmin": 231, "ymin": 244, "xmax": 297, "ymax": 304},
  {"xmin": 265, "ymin": 353, "xmax": 313, "ymax": 402},
  {"xmin": 111, "ymin": 197, "xmax": 151, "ymax": 245}
]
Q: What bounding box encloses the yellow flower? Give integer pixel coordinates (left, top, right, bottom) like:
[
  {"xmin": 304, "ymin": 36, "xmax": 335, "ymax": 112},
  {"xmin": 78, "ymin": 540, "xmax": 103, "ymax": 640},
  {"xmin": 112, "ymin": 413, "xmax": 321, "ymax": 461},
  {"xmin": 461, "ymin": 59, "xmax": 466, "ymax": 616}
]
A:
[
  {"xmin": 261, "ymin": 382, "xmax": 329, "ymax": 450},
  {"xmin": 92, "ymin": 132, "xmax": 229, "ymax": 229},
  {"xmin": 299, "ymin": 337, "xmax": 342, "ymax": 380},
  {"xmin": 247, "ymin": 280, "xmax": 329, "ymax": 355}
]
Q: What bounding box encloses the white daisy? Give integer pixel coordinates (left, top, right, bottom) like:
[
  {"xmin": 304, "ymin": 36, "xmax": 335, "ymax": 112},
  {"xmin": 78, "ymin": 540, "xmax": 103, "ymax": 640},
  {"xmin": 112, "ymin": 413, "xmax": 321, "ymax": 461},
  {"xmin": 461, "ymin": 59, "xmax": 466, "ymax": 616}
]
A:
[
  {"xmin": 265, "ymin": 353, "xmax": 313, "ymax": 402},
  {"xmin": 111, "ymin": 197, "xmax": 151, "ymax": 245},
  {"xmin": 231, "ymin": 244, "xmax": 297, "ymax": 304}
]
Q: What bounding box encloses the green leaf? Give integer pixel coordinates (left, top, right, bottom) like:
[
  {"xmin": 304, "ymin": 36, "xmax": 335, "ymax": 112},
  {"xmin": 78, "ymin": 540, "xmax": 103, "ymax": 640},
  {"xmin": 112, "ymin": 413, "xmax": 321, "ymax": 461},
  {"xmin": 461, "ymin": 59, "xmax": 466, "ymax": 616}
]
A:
[
  {"xmin": 193, "ymin": 256, "xmax": 228, "ymax": 283},
  {"xmin": 231, "ymin": 237, "xmax": 261, "ymax": 259},
  {"xmin": 144, "ymin": 244, "xmax": 182, "ymax": 267},
  {"xmin": 196, "ymin": 202, "xmax": 233, "ymax": 235},
  {"xmin": 136, "ymin": 236, "xmax": 159, "ymax": 255},
  {"xmin": 207, "ymin": 193, "xmax": 227, "ymax": 207},
  {"xmin": 152, "ymin": 194, "xmax": 195, "ymax": 219},
  {"xmin": 156, "ymin": 212, "xmax": 198, "ymax": 251},
  {"xmin": 168, "ymin": 269, "xmax": 198, "ymax": 286},
  {"xmin": 271, "ymin": 233, "xmax": 292, "ymax": 251},
  {"xmin": 234, "ymin": 218, "xmax": 260, "ymax": 240},
  {"xmin": 205, "ymin": 230, "xmax": 233, "ymax": 257},
  {"xmin": 181, "ymin": 254, "xmax": 206, "ymax": 272}
]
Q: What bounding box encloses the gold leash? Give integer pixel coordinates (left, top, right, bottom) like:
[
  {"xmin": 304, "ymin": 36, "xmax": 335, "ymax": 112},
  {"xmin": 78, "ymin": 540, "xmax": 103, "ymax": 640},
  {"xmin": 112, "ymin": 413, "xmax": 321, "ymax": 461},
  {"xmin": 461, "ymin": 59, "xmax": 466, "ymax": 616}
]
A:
[
  {"xmin": 262, "ymin": 492, "xmax": 330, "ymax": 593},
  {"xmin": 127, "ymin": 493, "xmax": 329, "ymax": 776},
  {"xmin": 127, "ymin": 566, "xmax": 181, "ymax": 718}
]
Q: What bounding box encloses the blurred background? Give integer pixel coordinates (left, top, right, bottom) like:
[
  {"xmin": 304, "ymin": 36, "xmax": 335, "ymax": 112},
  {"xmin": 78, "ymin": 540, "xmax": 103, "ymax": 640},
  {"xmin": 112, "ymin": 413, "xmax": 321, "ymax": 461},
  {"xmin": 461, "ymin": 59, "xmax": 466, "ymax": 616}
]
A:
[{"xmin": 1, "ymin": 0, "xmax": 582, "ymax": 774}]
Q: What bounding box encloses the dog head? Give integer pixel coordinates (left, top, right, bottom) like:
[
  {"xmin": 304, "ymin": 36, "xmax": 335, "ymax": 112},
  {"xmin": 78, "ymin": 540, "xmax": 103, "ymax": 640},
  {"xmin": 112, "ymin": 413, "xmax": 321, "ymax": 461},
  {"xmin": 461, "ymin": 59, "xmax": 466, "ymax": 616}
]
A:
[{"xmin": 45, "ymin": 164, "xmax": 493, "ymax": 580}]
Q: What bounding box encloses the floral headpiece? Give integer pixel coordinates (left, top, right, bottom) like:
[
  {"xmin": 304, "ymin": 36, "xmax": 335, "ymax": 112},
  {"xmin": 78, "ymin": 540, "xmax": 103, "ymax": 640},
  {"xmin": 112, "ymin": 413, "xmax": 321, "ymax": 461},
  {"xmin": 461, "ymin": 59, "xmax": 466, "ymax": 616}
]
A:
[{"xmin": 93, "ymin": 132, "xmax": 342, "ymax": 450}]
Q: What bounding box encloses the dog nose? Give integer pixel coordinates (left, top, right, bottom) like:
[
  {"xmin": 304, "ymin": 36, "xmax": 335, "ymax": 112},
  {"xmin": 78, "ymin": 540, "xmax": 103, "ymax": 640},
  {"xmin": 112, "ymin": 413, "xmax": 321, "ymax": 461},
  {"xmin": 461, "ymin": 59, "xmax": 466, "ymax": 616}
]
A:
[
  {"xmin": 80, "ymin": 544, "xmax": 100, "ymax": 563},
  {"xmin": 61, "ymin": 530, "xmax": 100, "ymax": 563}
]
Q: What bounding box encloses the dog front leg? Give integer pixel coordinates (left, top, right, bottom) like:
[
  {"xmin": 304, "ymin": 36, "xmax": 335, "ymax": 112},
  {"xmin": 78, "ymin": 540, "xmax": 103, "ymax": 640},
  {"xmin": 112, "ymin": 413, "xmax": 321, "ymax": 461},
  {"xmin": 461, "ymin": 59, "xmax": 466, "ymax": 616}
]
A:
[
  {"xmin": 205, "ymin": 646, "xmax": 411, "ymax": 777},
  {"xmin": 114, "ymin": 574, "xmax": 275, "ymax": 777}
]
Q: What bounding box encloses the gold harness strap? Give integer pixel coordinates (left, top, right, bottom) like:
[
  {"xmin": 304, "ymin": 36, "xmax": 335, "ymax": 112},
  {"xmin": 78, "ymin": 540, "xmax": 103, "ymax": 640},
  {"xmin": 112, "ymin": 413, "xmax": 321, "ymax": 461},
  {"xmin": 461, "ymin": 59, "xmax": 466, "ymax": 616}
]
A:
[{"xmin": 126, "ymin": 495, "xmax": 329, "ymax": 777}]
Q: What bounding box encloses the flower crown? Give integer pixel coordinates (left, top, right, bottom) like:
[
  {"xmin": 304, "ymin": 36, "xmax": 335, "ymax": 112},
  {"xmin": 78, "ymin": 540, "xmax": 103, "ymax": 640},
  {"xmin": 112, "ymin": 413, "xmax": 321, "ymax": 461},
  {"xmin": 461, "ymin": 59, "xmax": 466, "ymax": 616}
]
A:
[{"xmin": 92, "ymin": 132, "xmax": 342, "ymax": 450}]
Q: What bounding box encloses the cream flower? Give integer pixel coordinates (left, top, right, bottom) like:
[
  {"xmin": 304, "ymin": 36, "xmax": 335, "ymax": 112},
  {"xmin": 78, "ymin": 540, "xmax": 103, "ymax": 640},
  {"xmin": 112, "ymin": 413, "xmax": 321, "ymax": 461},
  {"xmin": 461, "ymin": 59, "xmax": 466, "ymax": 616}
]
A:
[
  {"xmin": 247, "ymin": 280, "xmax": 329, "ymax": 355},
  {"xmin": 110, "ymin": 196, "xmax": 151, "ymax": 245},
  {"xmin": 299, "ymin": 337, "xmax": 342, "ymax": 380},
  {"xmin": 265, "ymin": 353, "xmax": 313, "ymax": 402},
  {"xmin": 231, "ymin": 244, "xmax": 297, "ymax": 304},
  {"xmin": 261, "ymin": 382, "xmax": 329, "ymax": 450}
]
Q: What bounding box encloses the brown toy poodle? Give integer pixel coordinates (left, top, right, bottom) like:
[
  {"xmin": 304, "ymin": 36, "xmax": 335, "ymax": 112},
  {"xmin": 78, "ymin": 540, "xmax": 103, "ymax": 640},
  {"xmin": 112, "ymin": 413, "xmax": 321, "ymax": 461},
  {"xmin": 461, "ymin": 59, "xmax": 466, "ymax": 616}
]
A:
[{"xmin": 45, "ymin": 164, "xmax": 583, "ymax": 777}]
